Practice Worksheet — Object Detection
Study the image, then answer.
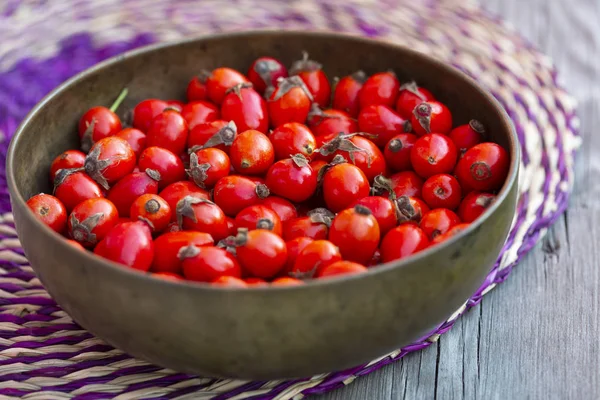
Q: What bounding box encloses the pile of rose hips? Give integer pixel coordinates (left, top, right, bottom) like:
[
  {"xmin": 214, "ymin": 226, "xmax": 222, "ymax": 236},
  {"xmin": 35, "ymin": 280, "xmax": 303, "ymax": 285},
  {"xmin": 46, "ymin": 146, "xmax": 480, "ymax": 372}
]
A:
[{"xmin": 25, "ymin": 53, "xmax": 509, "ymax": 288}]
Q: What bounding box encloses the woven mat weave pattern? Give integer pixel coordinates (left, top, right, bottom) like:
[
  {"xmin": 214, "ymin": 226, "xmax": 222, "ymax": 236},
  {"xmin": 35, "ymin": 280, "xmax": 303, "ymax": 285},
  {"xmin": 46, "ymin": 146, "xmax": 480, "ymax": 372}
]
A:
[{"xmin": 0, "ymin": 0, "xmax": 580, "ymax": 398}]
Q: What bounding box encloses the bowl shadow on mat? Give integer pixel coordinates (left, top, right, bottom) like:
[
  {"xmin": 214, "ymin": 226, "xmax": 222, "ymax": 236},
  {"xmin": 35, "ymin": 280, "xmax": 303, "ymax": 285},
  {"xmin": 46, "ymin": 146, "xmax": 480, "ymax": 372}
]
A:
[{"xmin": 6, "ymin": 30, "xmax": 519, "ymax": 380}]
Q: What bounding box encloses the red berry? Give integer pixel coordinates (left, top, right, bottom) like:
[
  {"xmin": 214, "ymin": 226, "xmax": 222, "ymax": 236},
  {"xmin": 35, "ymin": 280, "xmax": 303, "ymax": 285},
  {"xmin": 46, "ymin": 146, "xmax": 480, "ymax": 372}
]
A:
[
  {"xmin": 187, "ymin": 148, "xmax": 230, "ymax": 189},
  {"xmin": 411, "ymin": 133, "xmax": 458, "ymax": 178},
  {"xmin": 130, "ymin": 194, "xmax": 171, "ymax": 233},
  {"xmin": 107, "ymin": 171, "xmax": 159, "ymax": 217},
  {"xmin": 395, "ymin": 195, "xmax": 430, "ymax": 225},
  {"xmin": 186, "ymin": 73, "xmax": 209, "ymax": 102},
  {"xmin": 329, "ymin": 205, "xmax": 380, "ymax": 264},
  {"xmin": 454, "ymin": 143, "xmax": 509, "ymax": 192},
  {"xmin": 351, "ymin": 196, "xmax": 397, "ymax": 236},
  {"xmin": 449, "ymin": 120, "xmax": 484, "ymax": 154},
  {"xmin": 245, "ymin": 277, "xmax": 269, "ymax": 286},
  {"xmin": 235, "ymin": 204, "xmax": 283, "ymax": 236},
  {"xmin": 317, "ymin": 260, "xmax": 368, "ymax": 278},
  {"xmin": 50, "ymin": 150, "xmax": 86, "ymax": 182},
  {"xmin": 138, "ymin": 146, "xmax": 186, "ymax": 190},
  {"xmin": 358, "ymin": 71, "xmax": 400, "ymax": 109},
  {"xmin": 372, "ymin": 171, "xmax": 424, "ymax": 199},
  {"xmin": 175, "ymin": 197, "xmax": 229, "ymax": 242},
  {"xmin": 291, "ymin": 239, "xmax": 341, "ymax": 278},
  {"xmin": 159, "ymin": 181, "xmax": 209, "ymax": 221},
  {"xmin": 151, "ymin": 231, "xmax": 214, "ymax": 274},
  {"xmin": 213, "ymin": 175, "xmax": 270, "ymax": 217},
  {"xmin": 179, "ymin": 245, "xmax": 242, "ymax": 282},
  {"xmin": 411, "ymin": 101, "xmax": 453, "ymax": 136},
  {"xmin": 236, "ymin": 229, "xmax": 288, "ymax": 279},
  {"xmin": 133, "ymin": 99, "xmax": 169, "ymax": 132},
  {"xmin": 266, "ymin": 155, "xmax": 317, "ymax": 203},
  {"xmin": 383, "ymin": 133, "xmax": 417, "ymax": 172},
  {"xmin": 68, "ymin": 198, "xmax": 119, "ymax": 248},
  {"xmin": 419, "ymin": 208, "xmax": 461, "ymax": 240},
  {"xmin": 247, "ymin": 56, "xmax": 288, "ymax": 95},
  {"xmin": 84, "ymin": 137, "xmax": 136, "ymax": 190},
  {"xmin": 431, "ymin": 223, "xmax": 471, "ymax": 244},
  {"xmin": 26, "ymin": 193, "xmax": 67, "ymax": 233},
  {"xmin": 116, "ymin": 128, "xmax": 147, "ymax": 159},
  {"xmin": 187, "ymin": 120, "xmax": 237, "ymax": 155},
  {"xmin": 308, "ymin": 107, "xmax": 358, "ymax": 138},
  {"xmin": 380, "ymin": 224, "xmax": 429, "ymax": 262},
  {"xmin": 205, "ymin": 67, "xmax": 249, "ymax": 105},
  {"xmin": 458, "ymin": 191, "xmax": 495, "ymax": 222},
  {"xmin": 259, "ymin": 196, "xmax": 298, "ymax": 223},
  {"xmin": 290, "ymin": 53, "xmax": 331, "ymax": 108},
  {"xmin": 269, "ymin": 122, "xmax": 316, "ymax": 161},
  {"xmin": 230, "ymin": 129, "xmax": 274, "ymax": 175},
  {"xmin": 166, "ymin": 100, "xmax": 185, "ymax": 112},
  {"xmin": 282, "ymin": 208, "xmax": 333, "ymax": 241},
  {"xmin": 322, "ymin": 162, "xmax": 370, "ymax": 213},
  {"xmin": 268, "ymin": 76, "xmax": 313, "ymax": 128},
  {"xmin": 145, "ymin": 109, "xmax": 189, "ymax": 156},
  {"xmin": 395, "ymin": 82, "xmax": 435, "ymax": 119},
  {"xmin": 181, "ymin": 101, "xmax": 220, "ymax": 130},
  {"xmin": 221, "ymin": 83, "xmax": 269, "ymax": 133},
  {"xmin": 327, "ymin": 134, "xmax": 386, "ymax": 183},
  {"xmin": 78, "ymin": 106, "xmax": 122, "ymax": 148},
  {"xmin": 282, "ymin": 237, "xmax": 314, "ymax": 276},
  {"xmin": 53, "ymin": 170, "xmax": 103, "ymax": 212},
  {"xmin": 358, "ymin": 105, "xmax": 410, "ymax": 148},
  {"xmin": 94, "ymin": 221, "xmax": 154, "ymax": 271},
  {"xmin": 332, "ymin": 70, "xmax": 366, "ymax": 118},
  {"xmin": 422, "ymin": 174, "xmax": 462, "ymax": 210},
  {"xmin": 211, "ymin": 276, "xmax": 247, "ymax": 288}
]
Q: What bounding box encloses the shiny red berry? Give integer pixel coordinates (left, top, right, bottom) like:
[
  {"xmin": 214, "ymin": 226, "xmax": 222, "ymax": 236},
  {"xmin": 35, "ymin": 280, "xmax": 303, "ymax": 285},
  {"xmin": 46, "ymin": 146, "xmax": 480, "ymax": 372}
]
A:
[
  {"xmin": 269, "ymin": 122, "xmax": 316, "ymax": 160},
  {"xmin": 260, "ymin": 196, "xmax": 298, "ymax": 223},
  {"xmin": 380, "ymin": 224, "xmax": 429, "ymax": 262},
  {"xmin": 133, "ymin": 99, "xmax": 169, "ymax": 132},
  {"xmin": 322, "ymin": 162, "xmax": 370, "ymax": 213},
  {"xmin": 205, "ymin": 67, "xmax": 249, "ymax": 105},
  {"xmin": 458, "ymin": 191, "xmax": 495, "ymax": 223},
  {"xmin": 130, "ymin": 194, "xmax": 171, "ymax": 233},
  {"xmin": 181, "ymin": 101, "xmax": 220, "ymax": 129},
  {"xmin": 145, "ymin": 109, "xmax": 189, "ymax": 156},
  {"xmin": 358, "ymin": 104, "xmax": 410, "ymax": 148},
  {"xmin": 187, "ymin": 120, "xmax": 237, "ymax": 155},
  {"xmin": 115, "ymin": 128, "xmax": 147, "ymax": 159},
  {"xmin": 290, "ymin": 52, "xmax": 331, "ymax": 108},
  {"xmin": 308, "ymin": 106, "xmax": 358, "ymax": 137},
  {"xmin": 187, "ymin": 148, "xmax": 230, "ymax": 189},
  {"xmin": 68, "ymin": 198, "xmax": 119, "ymax": 248},
  {"xmin": 411, "ymin": 101, "xmax": 453, "ymax": 136},
  {"xmin": 50, "ymin": 150, "xmax": 86, "ymax": 182},
  {"xmin": 395, "ymin": 82, "xmax": 435, "ymax": 119},
  {"xmin": 213, "ymin": 175, "xmax": 270, "ymax": 217},
  {"xmin": 282, "ymin": 208, "xmax": 333, "ymax": 241},
  {"xmin": 351, "ymin": 196, "xmax": 397, "ymax": 236},
  {"xmin": 317, "ymin": 260, "xmax": 368, "ymax": 279},
  {"xmin": 235, "ymin": 229, "xmax": 288, "ymax": 279},
  {"xmin": 186, "ymin": 72, "xmax": 210, "ymax": 102},
  {"xmin": 26, "ymin": 193, "xmax": 67, "ymax": 233},
  {"xmin": 84, "ymin": 137, "xmax": 136, "ymax": 190},
  {"xmin": 221, "ymin": 83, "xmax": 269, "ymax": 133},
  {"xmin": 419, "ymin": 208, "xmax": 461, "ymax": 240},
  {"xmin": 151, "ymin": 231, "xmax": 214, "ymax": 274},
  {"xmin": 107, "ymin": 171, "xmax": 159, "ymax": 217},
  {"xmin": 449, "ymin": 120, "xmax": 484, "ymax": 155},
  {"xmin": 383, "ymin": 133, "xmax": 417, "ymax": 172},
  {"xmin": 235, "ymin": 204, "xmax": 283, "ymax": 236},
  {"xmin": 266, "ymin": 155, "xmax": 317, "ymax": 203},
  {"xmin": 454, "ymin": 143, "xmax": 509, "ymax": 192},
  {"xmin": 247, "ymin": 56, "xmax": 288, "ymax": 95},
  {"xmin": 358, "ymin": 71, "xmax": 400, "ymax": 109},
  {"xmin": 230, "ymin": 129, "xmax": 274, "ymax": 175},
  {"xmin": 53, "ymin": 169, "xmax": 103, "ymax": 212},
  {"xmin": 94, "ymin": 221, "xmax": 154, "ymax": 271},
  {"xmin": 159, "ymin": 181, "xmax": 209, "ymax": 222},
  {"xmin": 175, "ymin": 197, "xmax": 229, "ymax": 241},
  {"xmin": 268, "ymin": 76, "xmax": 313, "ymax": 128},
  {"xmin": 138, "ymin": 146, "xmax": 186, "ymax": 190},
  {"xmin": 291, "ymin": 239, "xmax": 341, "ymax": 278},
  {"xmin": 329, "ymin": 205, "xmax": 380, "ymax": 264},
  {"xmin": 411, "ymin": 133, "xmax": 458, "ymax": 178},
  {"xmin": 422, "ymin": 174, "xmax": 462, "ymax": 210},
  {"xmin": 179, "ymin": 245, "xmax": 242, "ymax": 282},
  {"xmin": 332, "ymin": 70, "xmax": 366, "ymax": 118}
]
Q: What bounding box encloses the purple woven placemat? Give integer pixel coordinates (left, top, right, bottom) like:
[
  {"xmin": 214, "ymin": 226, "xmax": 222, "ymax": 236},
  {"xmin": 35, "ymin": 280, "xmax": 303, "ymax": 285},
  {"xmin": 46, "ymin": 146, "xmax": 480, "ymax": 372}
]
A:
[{"xmin": 0, "ymin": 0, "xmax": 581, "ymax": 399}]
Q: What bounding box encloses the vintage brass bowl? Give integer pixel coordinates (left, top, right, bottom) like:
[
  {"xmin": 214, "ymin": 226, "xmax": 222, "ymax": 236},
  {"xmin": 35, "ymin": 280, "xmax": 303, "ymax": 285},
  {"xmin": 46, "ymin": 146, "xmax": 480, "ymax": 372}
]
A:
[{"xmin": 7, "ymin": 31, "xmax": 519, "ymax": 379}]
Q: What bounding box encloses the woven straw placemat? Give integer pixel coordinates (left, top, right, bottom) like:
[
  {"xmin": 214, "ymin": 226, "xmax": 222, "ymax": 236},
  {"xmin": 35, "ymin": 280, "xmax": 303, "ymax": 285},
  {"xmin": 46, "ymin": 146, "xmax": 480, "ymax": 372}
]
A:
[{"xmin": 0, "ymin": 0, "xmax": 581, "ymax": 398}]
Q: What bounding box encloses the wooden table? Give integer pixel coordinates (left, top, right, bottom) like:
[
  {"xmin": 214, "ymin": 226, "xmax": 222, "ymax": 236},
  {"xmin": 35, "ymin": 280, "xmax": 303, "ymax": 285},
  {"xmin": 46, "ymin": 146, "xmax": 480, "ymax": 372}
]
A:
[{"xmin": 318, "ymin": 0, "xmax": 598, "ymax": 398}]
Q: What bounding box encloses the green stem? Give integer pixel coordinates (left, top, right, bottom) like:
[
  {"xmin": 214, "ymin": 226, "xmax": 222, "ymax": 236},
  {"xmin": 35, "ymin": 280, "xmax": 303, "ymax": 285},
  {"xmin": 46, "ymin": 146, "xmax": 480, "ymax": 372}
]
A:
[{"xmin": 109, "ymin": 88, "xmax": 129, "ymax": 113}]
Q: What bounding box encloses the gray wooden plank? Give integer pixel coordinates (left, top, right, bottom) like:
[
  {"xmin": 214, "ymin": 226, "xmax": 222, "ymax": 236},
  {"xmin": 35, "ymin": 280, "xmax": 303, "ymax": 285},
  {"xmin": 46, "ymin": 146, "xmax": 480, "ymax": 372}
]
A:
[{"xmin": 315, "ymin": 0, "xmax": 599, "ymax": 398}]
